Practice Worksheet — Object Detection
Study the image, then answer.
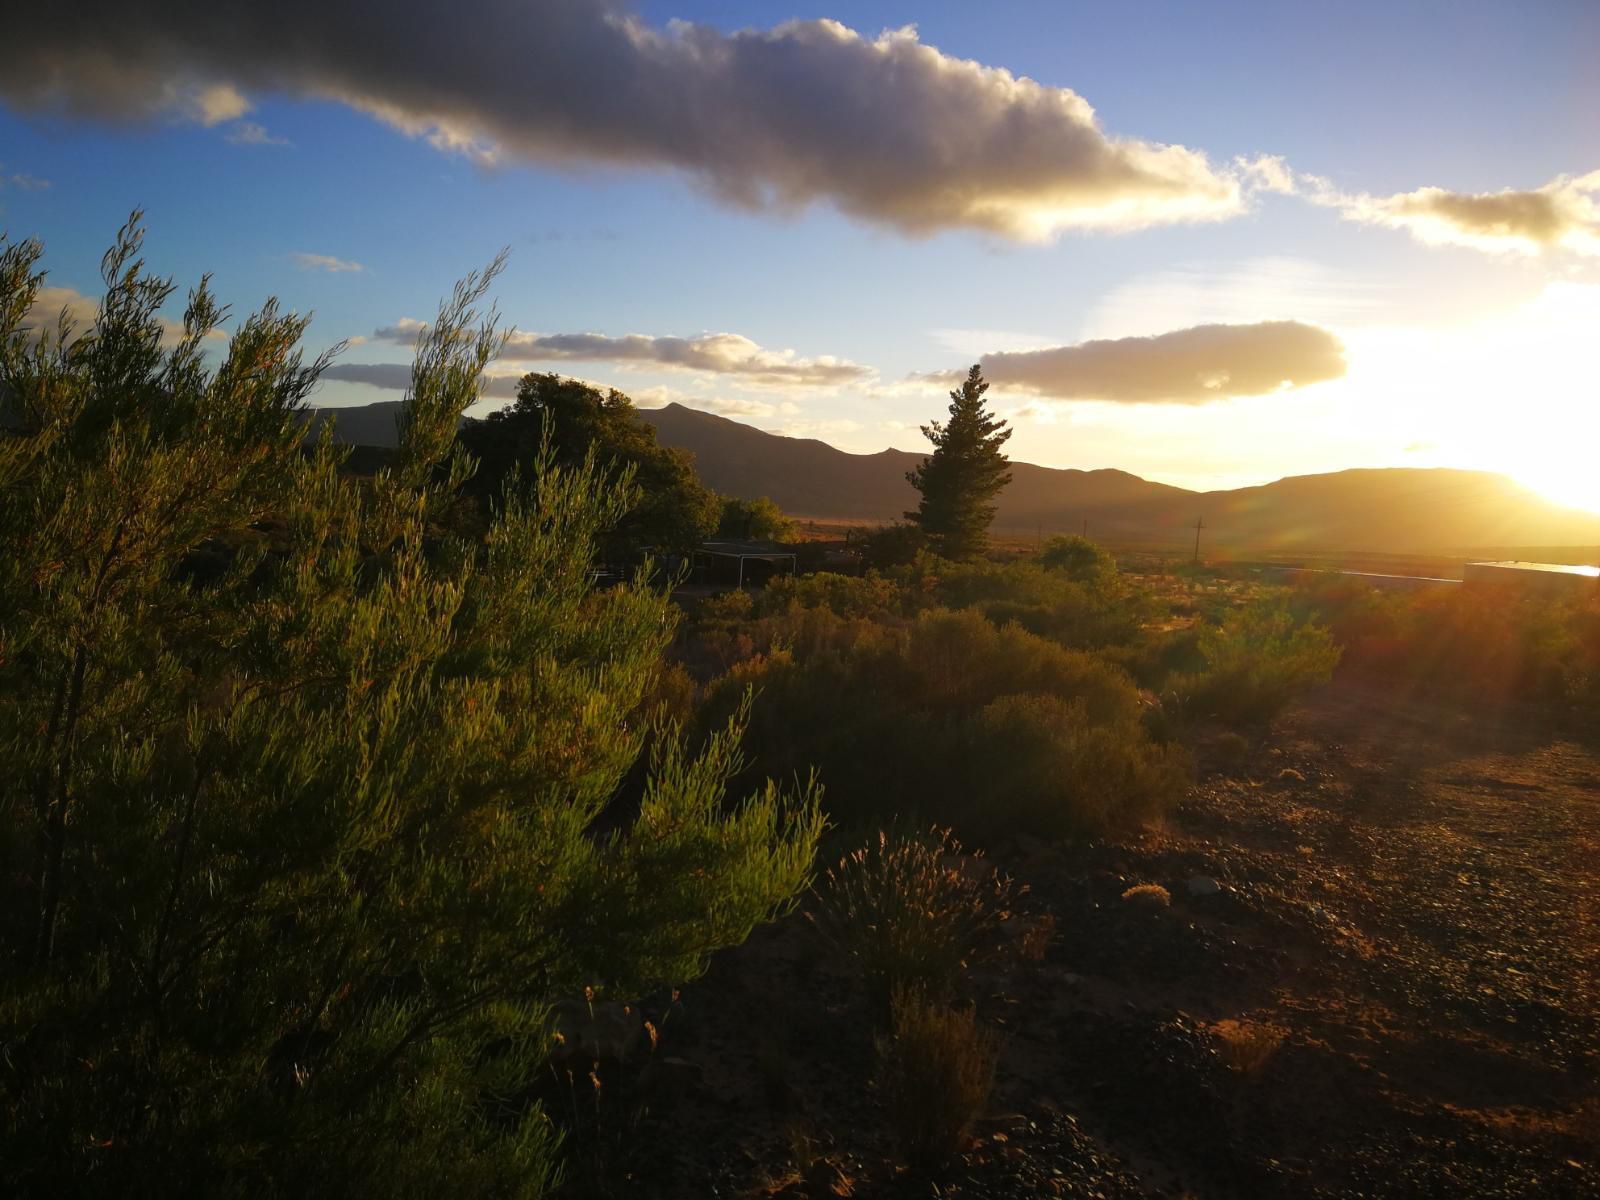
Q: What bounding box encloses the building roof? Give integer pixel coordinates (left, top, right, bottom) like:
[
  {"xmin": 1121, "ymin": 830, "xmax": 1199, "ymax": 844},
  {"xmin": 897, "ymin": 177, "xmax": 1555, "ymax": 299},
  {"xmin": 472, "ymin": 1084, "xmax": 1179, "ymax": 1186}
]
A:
[
  {"xmin": 696, "ymin": 540, "xmax": 796, "ymax": 559},
  {"xmin": 1467, "ymin": 561, "xmax": 1600, "ymax": 578}
]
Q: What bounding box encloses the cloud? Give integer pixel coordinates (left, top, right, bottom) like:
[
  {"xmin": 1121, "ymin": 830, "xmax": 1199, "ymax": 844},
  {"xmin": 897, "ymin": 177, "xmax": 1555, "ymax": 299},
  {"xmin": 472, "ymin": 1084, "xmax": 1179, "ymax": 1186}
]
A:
[
  {"xmin": 293, "ymin": 251, "xmax": 365, "ymax": 273},
  {"xmin": 20, "ymin": 284, "xmax": 225, "ymax": 347},
  {"xmin": 226, "ymin": 120, "xmax": 291, "ymax": 146},
  {"xmin": 175, "ymin": 81, "xmax": 253, "ymax": 127},
  {"xmin": 1311, "ymin": 168, "xmax": 1600, "ymax": 256},
  {"xmin": 0, "ymin": 2, "xmax": 1247, "ymax": 239},
  {"xmin": 0, "ymin": 166, "xmax": 51, "ymax": 190},
  {"xmin": 372, "ymin": 322, "xmax": 870, "ymax": 386},
  {"xmin": 944, "ymin": 320, "xmax": 1346, "ymax": 404}
]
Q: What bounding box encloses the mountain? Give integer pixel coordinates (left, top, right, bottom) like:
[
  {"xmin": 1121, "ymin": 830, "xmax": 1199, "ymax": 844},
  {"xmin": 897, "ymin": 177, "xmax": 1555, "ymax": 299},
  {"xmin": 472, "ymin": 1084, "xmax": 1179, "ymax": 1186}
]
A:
[{"xmin": 303, "ymin": 400, "xmax": 1600, "ymax": 554}]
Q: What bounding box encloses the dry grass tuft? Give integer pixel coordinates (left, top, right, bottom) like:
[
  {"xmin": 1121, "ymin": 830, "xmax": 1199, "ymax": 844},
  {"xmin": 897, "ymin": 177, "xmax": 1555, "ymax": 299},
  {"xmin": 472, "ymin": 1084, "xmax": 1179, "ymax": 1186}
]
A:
[
  {"xmin": 810, "ymin": 826, "xmax": 1024, "ymax": 1008},
  {"xmin": 1121, "ymin": 882, "xmax": 1171, "ymax": 909},
  {"xmin": 1212, "ymin": 1018, "xmax": 1287, "ymax": 1075},
  {"xmin": 876, "ymin": 989, "xmax": 999, "ymax": 1170}
]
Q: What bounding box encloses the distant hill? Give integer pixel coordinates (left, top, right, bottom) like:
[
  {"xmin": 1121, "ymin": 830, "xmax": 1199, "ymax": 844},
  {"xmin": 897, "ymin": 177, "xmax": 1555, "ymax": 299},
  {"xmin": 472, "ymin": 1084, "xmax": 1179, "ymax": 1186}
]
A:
[{"xmin": 304, "ymin": 400, "xmax": 1600, "ymax": 554}]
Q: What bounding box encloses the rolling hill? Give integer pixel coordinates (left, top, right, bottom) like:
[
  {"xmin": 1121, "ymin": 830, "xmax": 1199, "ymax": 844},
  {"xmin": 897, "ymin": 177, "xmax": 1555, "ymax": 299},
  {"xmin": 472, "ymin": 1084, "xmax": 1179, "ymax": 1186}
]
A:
[{"xmin": 304, "ymin": 400, "xmax": 1600, "ymax": 554}]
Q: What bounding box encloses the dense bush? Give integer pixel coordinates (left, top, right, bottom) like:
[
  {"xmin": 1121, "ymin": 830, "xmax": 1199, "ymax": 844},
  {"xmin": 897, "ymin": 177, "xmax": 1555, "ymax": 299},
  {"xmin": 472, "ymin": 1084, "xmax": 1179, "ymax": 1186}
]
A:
[
  {"xmin": 1171, "ymin": 597, "xmax": 1341, "ymax": 724},
  {"xmin": 699, "ymin": 609, "xmax": 1188, "ymax": 840},
  {"xmin": 895, "ymin": 554, "xmax": 1148, "ymax": 651},
  {"xmin": 1039, "ymin": 534, "xmax": 1118, "ymax": 585},
  {"xmin": 717, "ymin": 495, "xmax": 796, "ymax": 542},
  {"xmin": 0, "ymin": 222, "xmax": 822, "ymax": 1197}
]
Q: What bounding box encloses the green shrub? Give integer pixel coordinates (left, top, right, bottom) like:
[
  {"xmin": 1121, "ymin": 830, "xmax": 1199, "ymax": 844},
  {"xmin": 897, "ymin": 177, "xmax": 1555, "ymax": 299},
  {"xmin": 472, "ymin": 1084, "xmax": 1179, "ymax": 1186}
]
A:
[
  {"xmin": 699, "ymin": 608, "xmax": 1187, "ymax": 839},
  {"xmin": 717, "ymin": 495, "xmax": 796, "ymax": 542},
  {"xmin": 809, "ymin": 827, "xmax": 1022, "ymax": 1008},
  {"xmin": 759, "ymin": 570, "xmax": 904, "ymax": 620},
  {"xmin": 859, "ymin": 522, "xmax": 928, "ymax": 568},
  {"xmin": 0, "ymin": 221, "xmax": 823, "ymax": 1197},
  {"xmin": 1039, "ymin": 534, "xmax": 1117, "ymax": 585},
  {"xmin": 1175, "ymin": 597, "xmax": 1340, "ymax": 724},
  {"xmin": 875, "ymin": 990, "xmax": 998, "ymax": 1170},
  {"xmin": 959, "ymin": 693, "xmax": 1191, "ymax": 839}
]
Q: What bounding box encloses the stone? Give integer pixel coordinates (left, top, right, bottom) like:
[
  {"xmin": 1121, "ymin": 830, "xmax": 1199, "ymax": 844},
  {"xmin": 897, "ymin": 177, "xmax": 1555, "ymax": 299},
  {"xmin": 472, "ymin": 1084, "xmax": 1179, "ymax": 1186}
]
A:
[{"xmin": 1186, "ymin": 875, "xmax": 1223, "ymax": 897}]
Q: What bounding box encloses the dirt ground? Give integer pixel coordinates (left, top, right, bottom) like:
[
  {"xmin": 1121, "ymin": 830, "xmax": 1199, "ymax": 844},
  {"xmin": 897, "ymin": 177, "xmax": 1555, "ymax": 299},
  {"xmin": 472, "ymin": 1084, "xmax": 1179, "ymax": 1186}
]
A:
[{"xmin": 554, "ymin": 679, "xmax": 1599, "ymax": 1199}]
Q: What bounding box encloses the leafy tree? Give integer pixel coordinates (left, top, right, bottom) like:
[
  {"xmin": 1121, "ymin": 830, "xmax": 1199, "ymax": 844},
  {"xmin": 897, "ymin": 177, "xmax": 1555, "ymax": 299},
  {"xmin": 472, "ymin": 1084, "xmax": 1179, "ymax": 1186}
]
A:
[
  {"xmin": 1039, "ymin": 534, "xmax": 1117, "ymax": 587},
  {"xmin": 459, "ymin": 373, "xmax": 720, "ymax": 555},
  {"xmin": 716, "ymin": 495, "xmax": 796, "ymax": 542},
  {"xmin": 0, "ymin": 218, "xmax": 822, "ymax": 1197},
  {"xmin": 905, "ymin": 365, "xmax": 1012, "ymax": 560}
]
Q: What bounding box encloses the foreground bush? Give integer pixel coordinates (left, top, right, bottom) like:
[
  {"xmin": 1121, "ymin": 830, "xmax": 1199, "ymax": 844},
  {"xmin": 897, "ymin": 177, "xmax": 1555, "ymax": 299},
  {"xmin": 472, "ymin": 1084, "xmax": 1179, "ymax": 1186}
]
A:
[
  {"xmin": 876, "ymin": 990, "xmax": 998, "ymax": 1170},
  {"xmin": 809, "ymin": 828, "xmax": 1021, "ymax": 1009},
  {"xmin": 0, "ymin": 221, "xmax": 823, "ymax": 1197}
]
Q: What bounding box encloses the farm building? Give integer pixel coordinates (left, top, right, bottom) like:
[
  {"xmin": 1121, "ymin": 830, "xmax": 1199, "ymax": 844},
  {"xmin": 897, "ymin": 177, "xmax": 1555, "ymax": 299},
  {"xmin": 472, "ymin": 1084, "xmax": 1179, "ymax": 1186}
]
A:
[
  {"xmin": 692, "ymin": 540, "xmax": 797, "ymax": 589},
  {"xmin": 1463, "ymin": 560, "xmax": 1600, "ymax": 598}
]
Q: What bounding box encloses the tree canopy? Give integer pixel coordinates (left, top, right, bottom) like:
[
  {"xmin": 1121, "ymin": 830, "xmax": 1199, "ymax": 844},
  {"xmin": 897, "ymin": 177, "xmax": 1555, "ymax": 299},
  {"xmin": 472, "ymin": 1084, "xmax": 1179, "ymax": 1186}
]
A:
[
  {"xmin": 717, "ymin": 495, "xmax": 797, "ymax": 543},
  {"xmin": 905, "ymin": 365, "xmax": 1012, "ymax": 559},
  {"xmin": 459, "ymin": 373, "xmax": 720, "ymax": 555},
  {"xmin": 0, "ymin": 218, "xmax": 822, "ymax": 1197}
]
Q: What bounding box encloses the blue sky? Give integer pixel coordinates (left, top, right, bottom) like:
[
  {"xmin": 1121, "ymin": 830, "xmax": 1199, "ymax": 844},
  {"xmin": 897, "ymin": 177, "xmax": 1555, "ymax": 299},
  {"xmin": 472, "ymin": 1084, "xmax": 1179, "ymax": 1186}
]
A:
[{"xmin": 3, "ymin": 1, "xmax": 1597, "ymax": 503}]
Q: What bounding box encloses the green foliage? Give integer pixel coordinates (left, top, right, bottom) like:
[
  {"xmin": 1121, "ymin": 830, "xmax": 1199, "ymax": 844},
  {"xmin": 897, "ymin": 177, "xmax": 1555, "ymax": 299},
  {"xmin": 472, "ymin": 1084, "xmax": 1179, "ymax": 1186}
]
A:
[
  {"xmin": 905, "ymin": 366, "xmax": 1012, "ymax": 560},
  {"xmin": 716, "ymin": 495, "xmax": 796, "ymax": 542},
  {"xmin": 752, "ymin": 570, "xmax": 905, "ymax": 621},
  {"xmin": 896, "ymin": 554, "xmax": 1147, "ymax": 650},
  {"xmin": 857, "ymin": 521, "xmax": 928, "ymax": 569},
  {"xmin": 1174, "ymin": 596, "xmax": 1341, "ymax": 724},
  {"xmin": 0, "ymin": 219, "xmax": 823, "ymax": 1197},
  {"xmin": 1038, "ymin": 534, "xmax": 1117, "ymax": 586},
  {"xmin": 699, "ymin": 609, "xmax": 1187, "ymax": 840},
  {"xmin": 809, "ymin": 828, "xmax": 1021, "ymax": 1009},
  {"xmin": 459, "ymin": 372, "xmax": 720, "ymax": 554},
  {"xmin": 958, "ymin": 692, "xmax": 1190, "ymax": 839},
  {"xmin": 875, "ymin": 989, "xmax": 998, "ymax": 1170}
]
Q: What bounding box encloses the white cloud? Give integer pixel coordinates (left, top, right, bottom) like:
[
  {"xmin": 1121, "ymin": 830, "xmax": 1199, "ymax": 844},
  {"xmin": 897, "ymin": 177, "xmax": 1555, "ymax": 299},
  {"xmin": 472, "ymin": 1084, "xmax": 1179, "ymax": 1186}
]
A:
[
  {"xmin": 0, "ymin": 2, "xmax": 1250, "ymax": 240},
  {"xmin": 293, "ymin": 251, "xmax": 365, "ymax": 273},
  {"xmin": 371, "ymin": 321, "xmax": 870, "ymax": 387}
]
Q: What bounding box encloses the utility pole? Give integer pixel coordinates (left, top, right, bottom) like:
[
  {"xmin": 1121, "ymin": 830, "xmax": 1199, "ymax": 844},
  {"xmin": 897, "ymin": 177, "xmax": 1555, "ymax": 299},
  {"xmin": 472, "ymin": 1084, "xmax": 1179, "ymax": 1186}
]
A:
[
  {"xmin": 1082, "ymin": 518, "xmax": 1088, "ymax": 539},
  {"xmin": 1192, "ymin": 515, "xmax": 1206, "ymax": 564}
]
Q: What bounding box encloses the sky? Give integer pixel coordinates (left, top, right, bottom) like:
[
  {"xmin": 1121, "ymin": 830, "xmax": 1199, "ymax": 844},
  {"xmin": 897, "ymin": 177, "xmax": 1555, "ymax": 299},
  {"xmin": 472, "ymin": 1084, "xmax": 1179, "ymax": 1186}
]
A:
[{"xmin": 2, "ymin": 1, "xmax": 1598, "ymax": 507}]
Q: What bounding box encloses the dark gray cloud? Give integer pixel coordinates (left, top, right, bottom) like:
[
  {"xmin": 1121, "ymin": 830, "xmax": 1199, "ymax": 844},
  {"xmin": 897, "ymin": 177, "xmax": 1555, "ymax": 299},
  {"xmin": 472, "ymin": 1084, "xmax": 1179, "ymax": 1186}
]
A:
[
  {"xmin": 963, "ymin": 320, "xmax": 1346, "ymax": 404},
  {"xmin": 372, "ymin": 320, "xmax": 870, "ymax": 386},
  {"xmin": 0, "ymin": 1, "xmax": 1244, "ymax": 238}
]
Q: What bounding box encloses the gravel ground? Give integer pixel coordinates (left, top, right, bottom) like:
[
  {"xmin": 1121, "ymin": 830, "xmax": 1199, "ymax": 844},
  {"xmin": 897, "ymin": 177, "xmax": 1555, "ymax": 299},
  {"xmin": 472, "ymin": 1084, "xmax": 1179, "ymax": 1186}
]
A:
[{"xmin": 553, "ymin": 680, "xmax": 1599, "ymax": 1199}]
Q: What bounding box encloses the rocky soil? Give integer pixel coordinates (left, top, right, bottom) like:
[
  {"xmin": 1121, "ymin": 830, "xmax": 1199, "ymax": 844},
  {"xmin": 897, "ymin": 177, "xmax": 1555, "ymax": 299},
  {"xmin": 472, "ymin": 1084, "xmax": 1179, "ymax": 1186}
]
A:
[{"xmin": 552, "ymin": 680, "xmax": 1599, "ymax": 1199}]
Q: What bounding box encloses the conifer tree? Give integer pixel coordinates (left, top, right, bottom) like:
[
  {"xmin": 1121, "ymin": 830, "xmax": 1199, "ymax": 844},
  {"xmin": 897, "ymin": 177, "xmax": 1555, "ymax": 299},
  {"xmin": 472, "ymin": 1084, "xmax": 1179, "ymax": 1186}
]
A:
[
  {"xmin": 0, "ymin": 216, "xmax": 823, "ymax": 1197},
  {"xmin": 905, "ymin": 364, "xmax": 1013, "ymax": 559}
]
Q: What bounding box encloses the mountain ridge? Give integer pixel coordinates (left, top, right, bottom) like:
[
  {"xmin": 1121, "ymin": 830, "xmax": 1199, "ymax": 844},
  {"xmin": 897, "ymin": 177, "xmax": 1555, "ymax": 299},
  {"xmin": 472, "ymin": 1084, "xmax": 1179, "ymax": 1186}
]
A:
[{"xmin": 303, "ymin": 399, "xmax": 1600, "ymax": 554}]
